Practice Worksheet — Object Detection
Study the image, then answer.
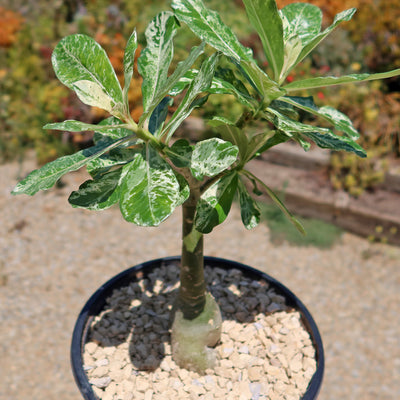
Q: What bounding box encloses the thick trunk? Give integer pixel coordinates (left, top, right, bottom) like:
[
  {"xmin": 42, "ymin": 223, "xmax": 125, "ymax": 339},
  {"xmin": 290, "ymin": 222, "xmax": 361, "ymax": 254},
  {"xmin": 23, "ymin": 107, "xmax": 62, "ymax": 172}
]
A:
[
  {"xmin": 178, "ymin": 188, "xmax": 206, "ymax": 319},
  {"xmin": 171, "ymin": 180, "xmax": 222, "ymax": 373}
]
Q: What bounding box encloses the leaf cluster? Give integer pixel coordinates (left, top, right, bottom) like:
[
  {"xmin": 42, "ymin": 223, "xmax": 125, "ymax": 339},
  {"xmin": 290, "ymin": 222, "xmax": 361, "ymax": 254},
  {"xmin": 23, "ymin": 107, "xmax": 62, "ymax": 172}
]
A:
[{"xmin": 12, "ymin": 0, "xmax": 400, "ymax": 237}]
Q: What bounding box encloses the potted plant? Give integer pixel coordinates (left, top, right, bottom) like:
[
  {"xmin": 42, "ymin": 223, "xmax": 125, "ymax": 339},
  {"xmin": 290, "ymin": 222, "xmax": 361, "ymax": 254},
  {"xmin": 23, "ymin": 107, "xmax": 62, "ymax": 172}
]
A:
[{"xmin": 12, "ymin": 0, "xmax": 400, "ymax": 398}]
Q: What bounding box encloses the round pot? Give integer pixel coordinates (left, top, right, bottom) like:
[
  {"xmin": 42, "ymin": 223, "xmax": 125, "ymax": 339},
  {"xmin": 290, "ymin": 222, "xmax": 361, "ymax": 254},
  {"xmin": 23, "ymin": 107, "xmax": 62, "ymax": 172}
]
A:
[{"xmin": 71, "ymin": 256, "xmax": 324, "ymax": 399}]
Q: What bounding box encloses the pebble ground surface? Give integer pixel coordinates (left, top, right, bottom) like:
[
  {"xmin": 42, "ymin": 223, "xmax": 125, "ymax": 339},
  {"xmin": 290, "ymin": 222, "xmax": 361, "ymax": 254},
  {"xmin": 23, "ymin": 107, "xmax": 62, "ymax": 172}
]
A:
[{"xmin": 1, "ymin": 157, "xmax": 400, "ymax": 400}]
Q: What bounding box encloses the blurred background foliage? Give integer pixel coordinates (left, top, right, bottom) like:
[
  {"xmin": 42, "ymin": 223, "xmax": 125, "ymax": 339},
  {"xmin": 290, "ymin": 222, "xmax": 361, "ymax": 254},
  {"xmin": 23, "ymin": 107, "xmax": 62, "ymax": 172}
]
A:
[{"xmin": 1, "ymin": 0, "xmax": 399, "ymax": 197}]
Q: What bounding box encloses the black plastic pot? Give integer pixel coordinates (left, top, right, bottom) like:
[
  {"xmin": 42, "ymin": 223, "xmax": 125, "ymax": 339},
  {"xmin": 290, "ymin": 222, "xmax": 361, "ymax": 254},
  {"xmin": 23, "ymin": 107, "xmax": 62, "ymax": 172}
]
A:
[{"xmin": 71, "ymin": 256, "xmax": 324, "ymax": 399}]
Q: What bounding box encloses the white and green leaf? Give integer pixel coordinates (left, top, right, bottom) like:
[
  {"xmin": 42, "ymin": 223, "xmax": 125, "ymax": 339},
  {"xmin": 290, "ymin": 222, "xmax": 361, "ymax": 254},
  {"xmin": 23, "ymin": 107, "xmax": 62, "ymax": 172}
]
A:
[
  {"xmin": 295, "ymin": 8, "xmax": 357, "ymax": 68},
  {"xmin": 170, "ymin": 67, "xmax": 255, "ymax": 108},
  {"xmin": 138, "ymin": 12, "xmax": 178, "ymax": 113},
  {"xmin": 243, "ymin": 0, "xmax": 284, "ymax": 81},
  {"xmin": 12, "ymin": 136, "xmax": 132, "ymax": 196},
  {"xmin": 242, "ymin": 170, "xmax": 305, "ymax": 235},
  {"xmin": 119, "ymin": 144, "xmax": 181, "ymax": 226},
  {"xmin": 43, "ymin": 119, "xmax": 130, "ymax": 137},
  {"xmin": 52, "ymin": 34, "xmax": 123, "ymax": 110},
  {"xmin": 281, "ymin": 96, "xmax": 359, "ymax": 139},
  {"xmin": 72, "ymin": 80, "xmax": 114, "ymax": 112},
  {"xmin": 283, "ymin": 69, "xmax": 400, "ymax": 92},
  {"xmin": 238, "ymin": 178, "xmax": 260, "ymax": 230},
  {"xmin": 280, "ymin": 3, "xmax": 322, "ymax": 46},
  {"xmin": 210, "ymin": 120, "xmax": 248, "ymax": 163},
  {"xmin": 279, "ymin": 3, "xmax": 322, "ymax": 80},
  {"xmin": 191, "ymin": 138, "xmax": 239, "ymax": 180},
  {"xmin": 172, "ymin": 0, "xmax": 253, "ymax": 62},
  {"xmin": 264, "ymin": 108, "xmax": 366, "ymax": 157},
  {"xmin": 148, "ymin": 96, "xmax": 174, "ymax": 137},
  {"xmin": 123, "ymin": 29, "xmax": 138, "ymax": 106},
  {"xmin": 194, "ymin": 172, "xmax": 238, "ymax": 233},
  {"xmin": 163, "ymin": 53, "xmax": 220, "ymax": 141},
  {"xmin": 68, "ymin": 168, "xmax": 122, "ymax": 210}
]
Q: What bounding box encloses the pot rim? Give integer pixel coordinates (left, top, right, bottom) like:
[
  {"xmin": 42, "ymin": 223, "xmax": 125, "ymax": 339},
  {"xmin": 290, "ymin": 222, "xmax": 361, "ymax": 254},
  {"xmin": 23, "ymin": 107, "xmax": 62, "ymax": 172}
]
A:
[{"xmin": 71, "ymin": 256, "xmax": 324, "ymax": 400}]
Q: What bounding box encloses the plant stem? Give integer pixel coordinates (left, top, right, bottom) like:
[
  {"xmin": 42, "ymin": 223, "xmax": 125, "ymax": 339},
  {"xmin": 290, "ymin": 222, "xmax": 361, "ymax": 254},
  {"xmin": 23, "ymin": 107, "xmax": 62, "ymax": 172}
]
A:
[{"xmin": 178, "ymin": 183, "xmax": 206, "ymax": 320}]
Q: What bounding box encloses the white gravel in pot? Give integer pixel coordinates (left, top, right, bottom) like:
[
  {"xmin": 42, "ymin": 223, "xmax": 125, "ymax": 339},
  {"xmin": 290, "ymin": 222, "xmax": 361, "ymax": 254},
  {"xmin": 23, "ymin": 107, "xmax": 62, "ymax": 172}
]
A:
[{"xmin": 83, "ymin": 264, "xmax": 317, "ymax": 400}]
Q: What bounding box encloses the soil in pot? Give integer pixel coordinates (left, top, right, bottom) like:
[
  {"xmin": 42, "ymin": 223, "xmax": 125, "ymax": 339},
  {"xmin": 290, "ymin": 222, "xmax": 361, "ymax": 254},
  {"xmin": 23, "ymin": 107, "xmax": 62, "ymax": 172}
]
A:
[{"xmin": 81, "ymin": 261, "xmax": 319, "ymax": 400}]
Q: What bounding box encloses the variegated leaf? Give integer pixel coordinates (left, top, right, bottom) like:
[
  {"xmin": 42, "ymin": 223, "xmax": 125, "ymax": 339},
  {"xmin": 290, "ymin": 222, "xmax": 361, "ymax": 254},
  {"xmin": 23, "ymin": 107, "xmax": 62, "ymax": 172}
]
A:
[
  {"xmin": 68, "ymin": 168, "xmax": 122, "ymax": 210},
  {"xmin": 264, "ymin": 108, "xmax": 366, "ymax": 157},
  {"xmin": 194, "ymin": 172, "xmax": 238, "ymax": 233},
  {"xmin": 284, "ymin": 69, "xmax": 400, "ymax": 92},
  {"xmin": 119, "ymin": 144, "xmax": 181, "ymax": 226},
  {"xmin": 123, "ymin": 30, "xmax": 138, "ymax": 104},
  {"xmin": 52, "ymin": 34, "xmax": 123, "ymax": 109},
  {"xmin": 281, "ymin": 96, "xmax": 359, "ymax": 139},
  {"xmin": 243, "ymin": 0, "xmax": 284, "ymax": 81},
  {"xmin": 238, "ymin": 178, "xmax": 260, "ymax": 230},
  {"xmin": 191, "ymin": 138, "xmax": 238, "ymax": 180},
  {"xmin": 172, "ymin": 0, "xmax": 253, "ymax": 62},
  {"xmin": 138, "ymin": 12, "xmax": 178, "ymax": 113},
  {"xmin": 12, "ymin": 137, "xmax": 131, "ymax": 196},
  {"xmin": 163, "ymin": 53, "xmax": 220, "ymax": 141}
]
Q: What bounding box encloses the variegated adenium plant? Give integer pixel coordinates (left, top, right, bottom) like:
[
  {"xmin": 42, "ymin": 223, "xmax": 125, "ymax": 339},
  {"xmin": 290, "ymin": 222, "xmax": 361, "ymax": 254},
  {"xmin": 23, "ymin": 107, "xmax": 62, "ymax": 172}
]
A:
[{"xmin": 12, "ymin": 0, "xmax": 400, "ymax": 372}]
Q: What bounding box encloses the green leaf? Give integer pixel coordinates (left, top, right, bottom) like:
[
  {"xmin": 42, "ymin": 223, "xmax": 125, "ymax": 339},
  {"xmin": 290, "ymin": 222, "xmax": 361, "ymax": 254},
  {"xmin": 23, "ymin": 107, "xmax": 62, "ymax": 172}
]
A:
[
  {"xmin": 283, "ymin": 69, "xmax": 400, "ymax": 92},
  {"xmin": 240, "ymin": 61, "xmax": 285, "ymax": 103},
  {"xmin": 243, "ymin": 170, "xmax": 305, "ymax": 235},
  {"xmin": 138, "ymin": 12, "xmax": 179, "ymax": 113},
  {"xmin": 256, "ymin": 130, "xmax": 291, "ymax": 154},
  {"xmin": 211, "ymin": 121, "xmax": 248, "ymax": 164},
  {"xmin": 149, "ymin": 96, "xmax": 174, "ymax": 137},
  {"xmin": 244, "ymin": 131, "xmax": 276, "ymax": 161},
  {"xmin": 243, "ymin": 0, "xmax": 284, "ymax": 81},
  {"xmin": 169, "ymin": 69, "xmax": 197, "ymax": 96},
  {"xmin": 279, "ymin": 3, "xmax": 322, "ymax": 80},
  {"xmin": 191, "ymin": 138, "xmax": 239, "ymax": 180},
  {"xmin": 119, "ymin": 144, "xmax": 181, "ymax": 226},
  {"xmin": 264, "ymin": 108, "xmax": 366, "ymax": 157},
  {"xmin": 52, "ymin": 34, "xmax": 123, "ymax": 110},
  {"xmin": 302, "ymin": 130, "xmax": 366, "ymax": 157},
  {"xmin": 12, "ymin": 136, "xmax": 132, "ymax": 196},
  {"xmin": 163, "ymin": 53, "xmax": 220, "ymax": 141},
  {"xmin": 175, "ymin": 173, "xmax": 190, "ymax": 207},
  {"xmin": 170, "ymin": 67, "xmax": 255, "ymax": 108},
  {"xmin": 85, "ymin": 117, "xmax": 140, "ymax": 177},
  {"xmin": 281, "ymin": 96, "xmax": 359, "ymax": 139},
  {"xmin": 68, "ymin": 168, "xmax": 122, "ymax": 210},
  {"xmin": 281, "ymin": 3, "xmax": 322, "ymax": 46},
  {"xmin": 43, "ymin": 119, "xmax": 130, "ymax": 136},
  {"xmin": 195, "ymin": 172, "xmax": 238, "ymax": 233},
  {"xmin": 123, "ymin": 29, "xmax": 138, "ymax": 105},
  {"xmin": 211, "ymin": 67, "xmax": 256, "ymax": 108},
  {"xmin": 139, "ymin": 43, "xmax": 206, "ymax": 126},
  {"xmin": 269, "ymin": 99, "xmax": 300, "ymax": 121},
  {"xmin": 166, "ymin": 139, "xmax": 193, "ymax": 168},
  {"xmin": 238, "ymin": 178, "xmax": 260, "ymax": 229},
  {"xmin": 295, "ymin": 8, "xmax": 356, "ymax": 68},
  {"xmin": 172, "ymin": 0, "xmax": 253, "ymax": 62},
  {"xmin": 72, "ymin": 80, "xmax": 114, "ymax": 112}
]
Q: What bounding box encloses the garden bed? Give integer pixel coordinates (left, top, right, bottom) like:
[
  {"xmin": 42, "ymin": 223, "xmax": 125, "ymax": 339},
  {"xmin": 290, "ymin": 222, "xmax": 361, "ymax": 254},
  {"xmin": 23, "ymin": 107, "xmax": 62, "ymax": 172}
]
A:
[{"xmin": 249, "ymin": 143, "xmax": 400, "ymax": 246}]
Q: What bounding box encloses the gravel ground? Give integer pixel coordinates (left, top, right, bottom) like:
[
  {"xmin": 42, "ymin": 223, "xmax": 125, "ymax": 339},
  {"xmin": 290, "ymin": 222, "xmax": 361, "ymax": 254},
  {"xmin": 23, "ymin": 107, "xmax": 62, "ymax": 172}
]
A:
[{"xmin": 1, "ymin": 157, "xmax": 400, "ymax": 400}]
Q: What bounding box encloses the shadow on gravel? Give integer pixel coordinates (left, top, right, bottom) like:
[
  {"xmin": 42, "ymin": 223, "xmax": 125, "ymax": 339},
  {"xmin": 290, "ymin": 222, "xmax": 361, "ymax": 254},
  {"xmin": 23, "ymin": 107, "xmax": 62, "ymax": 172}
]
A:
[{"xmin": 88, "ymin": 262, "xmax": 289, "ymax": 372}]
